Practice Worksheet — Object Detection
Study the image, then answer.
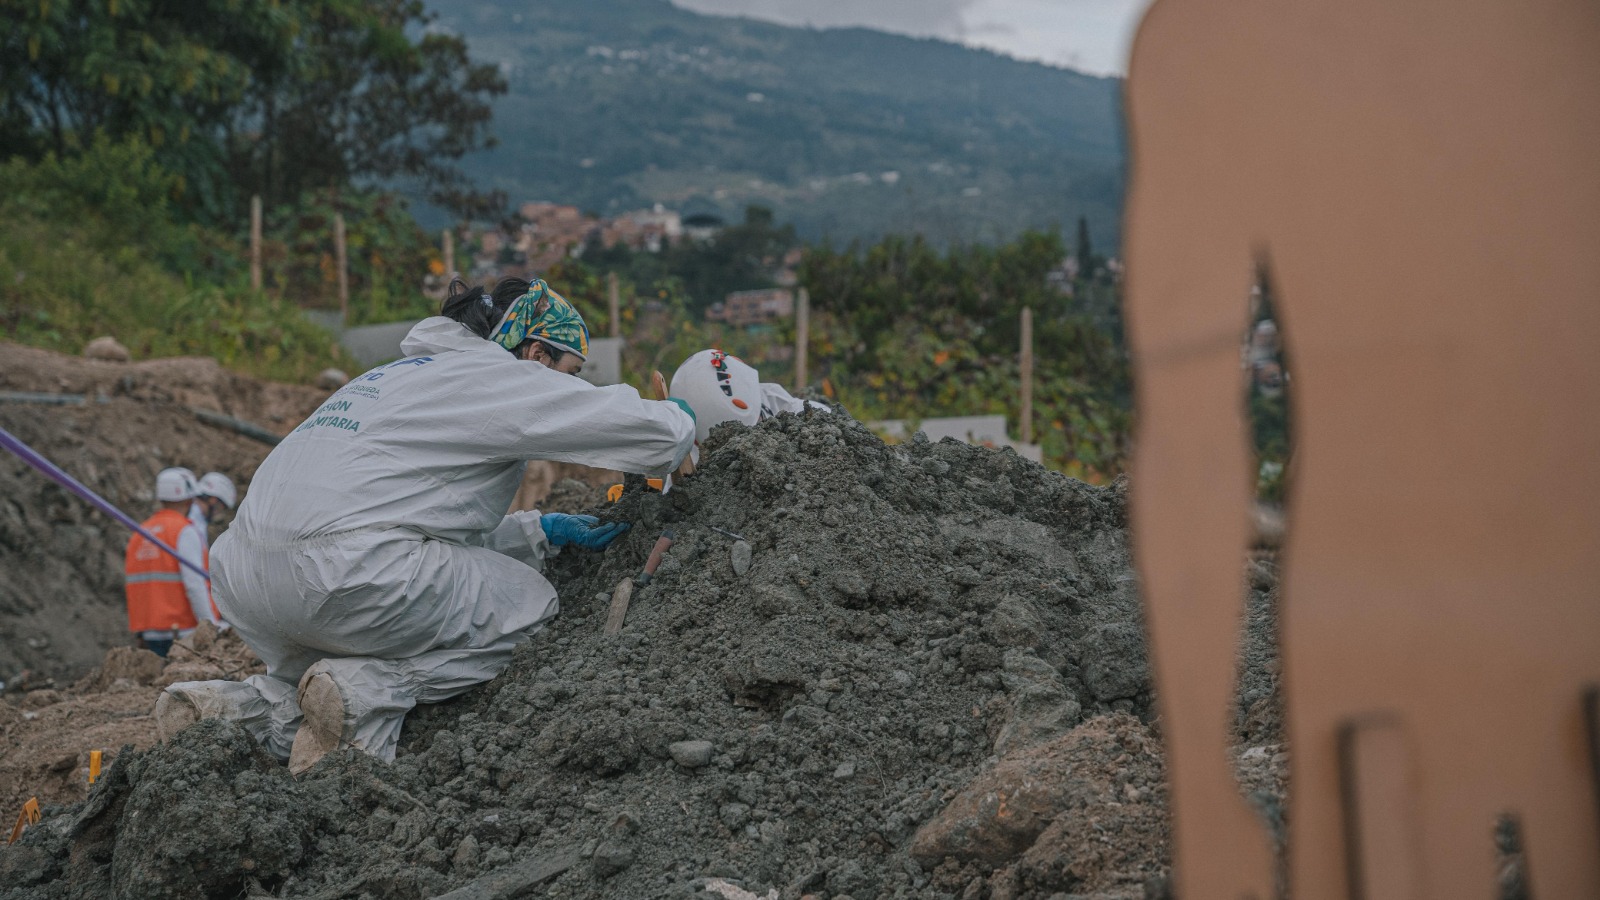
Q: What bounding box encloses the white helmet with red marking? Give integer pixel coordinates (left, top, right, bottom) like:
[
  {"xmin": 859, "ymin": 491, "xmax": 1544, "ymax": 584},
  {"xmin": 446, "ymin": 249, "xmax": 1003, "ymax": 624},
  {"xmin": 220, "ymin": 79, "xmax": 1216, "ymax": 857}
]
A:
[{"xmin": 669, "ymin": 349, "xmax": 762, "ymax": 443}]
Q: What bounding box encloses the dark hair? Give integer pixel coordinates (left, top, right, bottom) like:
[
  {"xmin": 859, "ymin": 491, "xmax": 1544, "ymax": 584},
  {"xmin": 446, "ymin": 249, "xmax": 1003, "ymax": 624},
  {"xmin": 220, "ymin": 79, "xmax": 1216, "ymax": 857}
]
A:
[{"xmin": 440, "ymin": 277, "xmax": 538, "ymax": 346}]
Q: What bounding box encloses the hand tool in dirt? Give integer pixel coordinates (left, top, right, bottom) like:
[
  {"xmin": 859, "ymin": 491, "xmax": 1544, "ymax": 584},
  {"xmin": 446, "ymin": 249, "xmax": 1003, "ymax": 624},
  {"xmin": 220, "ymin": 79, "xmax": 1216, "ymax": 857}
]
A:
[
  {"xmin": 635, "ymin": 527, "xmax": 676, "ymax": 588},
  {"xmin": 604, "ymin": 527, "xmax": 676, "ymax": 635},
  {"xmin": 697, "ymin": 525, "xmax": 751, "ymax": 574},
  {"xmin": 653, "ymin": 370, "xmax": 696, "ymax": 478}
]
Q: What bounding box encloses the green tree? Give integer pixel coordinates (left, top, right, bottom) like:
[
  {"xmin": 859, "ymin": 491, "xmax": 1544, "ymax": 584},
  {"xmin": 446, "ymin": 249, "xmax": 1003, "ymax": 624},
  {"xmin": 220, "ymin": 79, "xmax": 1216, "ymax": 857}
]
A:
[
  {"xmin": 1075, "ymin": 215, "xmax": 1096, "ymax": 274},
  {"xmin": 262, "ymin": 188, "xmax": 441, "ymax": 324},
  {"xmin": 236, "ymin": 0, "xmax": 507, "ymax": 218},
  {"xmin": 800, "ymin": 229, "xmax": 1133, "ymax": 478},
  {"xmin": 663, "ymin": 205, "xmax": 796, "ymax": 313},
  {"xmin": 581, "ymin": 205, "xmax": 797, "ymax": 314},
  {"xmin": 0, "ymin": 0, "xmax": 506, "ymax": 221}
]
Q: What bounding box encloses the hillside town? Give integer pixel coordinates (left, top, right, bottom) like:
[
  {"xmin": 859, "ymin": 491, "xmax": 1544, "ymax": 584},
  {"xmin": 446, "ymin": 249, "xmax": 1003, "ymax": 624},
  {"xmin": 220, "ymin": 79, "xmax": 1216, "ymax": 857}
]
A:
[
  {"xmin": 452, "ymin": 200, "xmax": 1095, "ymax": 327},
  {"xmin": 456, "ymin": 202, "xmax": 705, "ymax": 280}
]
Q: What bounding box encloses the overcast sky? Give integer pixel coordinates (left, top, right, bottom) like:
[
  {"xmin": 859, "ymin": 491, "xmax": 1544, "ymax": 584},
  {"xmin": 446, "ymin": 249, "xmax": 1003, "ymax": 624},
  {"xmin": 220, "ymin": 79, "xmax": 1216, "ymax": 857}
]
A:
[{"xmin": 668, "ymin": 0, "xmax": 1153, "ymax": 76}]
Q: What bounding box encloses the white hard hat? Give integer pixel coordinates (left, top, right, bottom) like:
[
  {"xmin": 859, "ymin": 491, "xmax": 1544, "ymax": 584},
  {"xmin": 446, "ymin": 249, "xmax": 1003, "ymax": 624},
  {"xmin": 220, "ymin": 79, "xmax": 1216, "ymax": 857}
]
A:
[
  {"xmin": 669, "ymin": 349, "xmax": 761, "ymax": 443},
  {"xmin": 156, "ymin": 467, "xmax": 199, "ymax": 502},
  {"xmin": 197, "ymin": 472, "xmax": 237, "ymax": 509}
]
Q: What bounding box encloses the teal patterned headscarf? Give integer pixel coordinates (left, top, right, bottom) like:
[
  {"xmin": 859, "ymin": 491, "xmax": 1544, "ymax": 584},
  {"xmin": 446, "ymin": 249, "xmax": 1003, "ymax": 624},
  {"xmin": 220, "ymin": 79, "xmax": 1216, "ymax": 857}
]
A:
[{"xmin": 491, "ymin": 279, "xmax": 590, "ymax": 359}]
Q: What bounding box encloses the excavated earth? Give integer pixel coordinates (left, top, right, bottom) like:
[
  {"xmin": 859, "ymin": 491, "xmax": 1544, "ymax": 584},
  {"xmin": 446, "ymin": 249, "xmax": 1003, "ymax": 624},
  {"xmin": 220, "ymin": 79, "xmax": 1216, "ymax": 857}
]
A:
[
  {"xmin": 0, "ymin": 343, "xmax": 328, "ymax": 682},
  {"xmin": 0, "ymin": 400, "xmax": 1290, "ymax": 900}
]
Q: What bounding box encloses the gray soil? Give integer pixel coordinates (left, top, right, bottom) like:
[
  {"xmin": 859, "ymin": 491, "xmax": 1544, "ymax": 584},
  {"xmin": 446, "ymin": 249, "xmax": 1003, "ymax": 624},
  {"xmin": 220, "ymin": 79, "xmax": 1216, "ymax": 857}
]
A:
[{"xmin": 0, "ymin": 408, "xmax": 1288, "ymax": 900}]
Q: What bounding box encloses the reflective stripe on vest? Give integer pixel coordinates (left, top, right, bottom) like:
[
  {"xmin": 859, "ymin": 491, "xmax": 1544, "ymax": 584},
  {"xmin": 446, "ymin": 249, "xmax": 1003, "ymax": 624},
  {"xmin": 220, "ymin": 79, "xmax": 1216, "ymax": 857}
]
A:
[
  {"xmin": 125, "ymin": 509, "xmax": 201, "ymax": 633},
  {"xmin": 125, "ymin": 572, "xmax": 184, "ymax": 584}
]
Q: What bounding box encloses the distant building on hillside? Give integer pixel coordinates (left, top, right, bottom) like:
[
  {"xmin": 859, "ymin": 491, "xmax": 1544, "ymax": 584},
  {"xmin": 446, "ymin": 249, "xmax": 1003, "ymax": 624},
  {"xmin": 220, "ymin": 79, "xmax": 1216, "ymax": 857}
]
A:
[
  {"xmin": 598, "ymin": 205, "xmax": 683, "ymax": 254},
  {"xmin": 511, "ymin": 202, "xmax": 601, "ymax": 269},
  {"xmin": 682, "ymin": 213, "xmax": 725, "ymax": 243},
  {"xmin": 708, "ymin": 288, "xmax": 794, "ymax": 327},
  {"xmin": 772, "ymin": 247, "xmax": 804, "ymax": 287},
  {"xmin": 519, "ymin": 202, "xmax": 586, "ymax": 229},
  {"xmin": 459, "ymin": 200, "xmax": 715, "ymax": 282},
  {"xmin": 626, "ymin": 204, "xmax": 683, "ymax": 252}
]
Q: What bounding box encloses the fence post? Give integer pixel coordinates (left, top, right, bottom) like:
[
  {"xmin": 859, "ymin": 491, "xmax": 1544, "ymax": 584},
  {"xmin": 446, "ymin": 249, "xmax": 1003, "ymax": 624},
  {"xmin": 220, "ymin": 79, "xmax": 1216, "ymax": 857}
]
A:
[
  {"xmin": 249, "ymin": 195, "xmax": 263, "ymax": 292},
  {"xmin": 607, "ymin": 272, "xmax": 622, "ymax": 338},
  {"xmin": 442, "ymin": 228, "xmax": 455, "ymax": 279},
  {"xmin": 1020, "ymin": 306, "xmax": 1034, "ymax": 444},
  {"xmin": 334, "ymin": 213, "xmax": 349, "ymax": 326},
  {"xmin": 794, "ymin": 287, "xmax": 810, "ymax": 393}
]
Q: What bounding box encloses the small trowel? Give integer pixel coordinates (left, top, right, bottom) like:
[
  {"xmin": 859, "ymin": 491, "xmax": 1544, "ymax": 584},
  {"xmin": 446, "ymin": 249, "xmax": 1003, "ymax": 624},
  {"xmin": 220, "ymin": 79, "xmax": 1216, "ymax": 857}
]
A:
[{"xmin": 603, "ymin": 526, "xmax": 675, "ymax": 635}]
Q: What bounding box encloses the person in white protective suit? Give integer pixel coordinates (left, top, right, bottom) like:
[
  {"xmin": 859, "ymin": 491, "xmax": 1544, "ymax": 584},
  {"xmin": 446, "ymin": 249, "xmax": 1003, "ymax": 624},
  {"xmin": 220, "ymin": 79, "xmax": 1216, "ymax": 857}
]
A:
[
  {"xmin": 153, "ymin": 277, "xmax": 696, "ymax": 772},
  {"xmin": 669, "ymin": 349, "xmax": 830, "ymax": 461},
  {"xmin": 189, "ymin": 471, "xmax": 237, "ymax": 541},
  {"xmin": 186, "ymin": 471, "xmax": 238, "ymax": 628}
]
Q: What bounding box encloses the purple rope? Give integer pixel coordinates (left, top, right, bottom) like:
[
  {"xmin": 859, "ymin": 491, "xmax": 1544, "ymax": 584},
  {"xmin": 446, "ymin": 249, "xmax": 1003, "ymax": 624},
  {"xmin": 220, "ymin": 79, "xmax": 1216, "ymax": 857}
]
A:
[{"xmin": 0, "ymin": 425, "xmax": 210, "ymax": 581}]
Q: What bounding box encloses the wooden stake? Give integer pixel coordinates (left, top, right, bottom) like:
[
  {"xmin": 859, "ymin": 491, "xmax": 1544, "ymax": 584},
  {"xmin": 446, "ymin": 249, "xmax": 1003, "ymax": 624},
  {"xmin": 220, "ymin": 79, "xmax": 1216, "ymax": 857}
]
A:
[
  {"xmin": 334, "ymin": 213, "xmax": 349, "ymax": 326},
  {"xmin": 795, "ymin": 287, "xmax": 810, "ymax": 392},
  {"xmin": 1020, "ymin": 306, "xmax": 1034, "ymax": 444},
  {"xmin": 249, "ymin": 195, "xmax": 263, "ymax": 292},
  {"xmin": 369, "ymin": 255, "xmax": 382, "ymax": 319},
  {"xmin": 442, "ymin": 228, "xmax": 455, "ymax": 279},
  {"xmin": 607, "ymin": 271, "xmax": 621, "ymax": 338},
  {"xmin": 604, "ymin": 578, "xmax": 634, "ymax": 635}
]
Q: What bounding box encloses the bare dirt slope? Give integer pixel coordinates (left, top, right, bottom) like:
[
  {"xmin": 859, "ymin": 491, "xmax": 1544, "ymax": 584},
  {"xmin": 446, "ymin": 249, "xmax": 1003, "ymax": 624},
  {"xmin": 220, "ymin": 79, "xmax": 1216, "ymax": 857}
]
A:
[
  {"xmin": 0, "ymin": 343, "xmax": 329, "ymax": 681},
  {"xmin": 0, "ymin": 624, "xmax": 263, "ymax": 820}
]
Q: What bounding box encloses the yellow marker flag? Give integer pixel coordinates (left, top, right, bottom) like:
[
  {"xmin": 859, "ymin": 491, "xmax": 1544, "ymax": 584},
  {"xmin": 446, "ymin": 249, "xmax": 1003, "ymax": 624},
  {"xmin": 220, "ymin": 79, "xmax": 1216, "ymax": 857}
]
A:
[
  {"xmin": 8, "ymin": 797, "xmax": 40, "ymax": 844},
  {"xmin": 88, "ymin": 750, "xmax": 103, "ymax": 785}
]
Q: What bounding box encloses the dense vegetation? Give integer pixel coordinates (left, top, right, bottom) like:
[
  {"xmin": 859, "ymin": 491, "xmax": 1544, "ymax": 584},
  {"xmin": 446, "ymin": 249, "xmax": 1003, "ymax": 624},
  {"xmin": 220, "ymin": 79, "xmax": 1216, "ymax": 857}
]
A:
[
  {"xmin": 1, "ymin": 0, "xmax": 507, "ymax": 221},
  {"xmin": 0, "ymin": 141, "xmax": 355, "ymax": 382},
  {"xmin": 426, "ymin": 0, "xmax": 1125, "ymax": 247},
  {"xmin": 581, "ymin": 206, "xmax": 798, "ymax": 317},
  {"xmin": 522, "ymin": 221, "xmax": 1133, "ymax": 479},
  {"xmin": 0, "ymin": 0, "xmax": 505, "ymax": 376},
  {"xmin": 799, "ymin": 231, "xmax": 1130, "ymax": 478}
]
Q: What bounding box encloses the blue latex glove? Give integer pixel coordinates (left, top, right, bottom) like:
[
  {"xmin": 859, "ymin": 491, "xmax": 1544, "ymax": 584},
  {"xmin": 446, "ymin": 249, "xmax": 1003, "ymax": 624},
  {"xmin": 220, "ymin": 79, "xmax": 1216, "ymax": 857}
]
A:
[{"xmin": 540, "ymin": 513, "xmax": 629, "ymax": 550}]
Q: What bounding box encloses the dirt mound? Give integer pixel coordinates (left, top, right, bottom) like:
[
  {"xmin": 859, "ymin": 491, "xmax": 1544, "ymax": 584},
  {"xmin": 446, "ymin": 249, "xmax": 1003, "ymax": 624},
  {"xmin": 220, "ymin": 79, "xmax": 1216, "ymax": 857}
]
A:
[
  {"xmin": 1, "ymin": 719, "xmax": 315, "ymax": 900},
  {"xmin": 0, "ymin": 625, "xmax": 262, "ymax": 820},
  {"xmin": 0, "ymin": 410, "xmax": 1287, "ymax": 899}
]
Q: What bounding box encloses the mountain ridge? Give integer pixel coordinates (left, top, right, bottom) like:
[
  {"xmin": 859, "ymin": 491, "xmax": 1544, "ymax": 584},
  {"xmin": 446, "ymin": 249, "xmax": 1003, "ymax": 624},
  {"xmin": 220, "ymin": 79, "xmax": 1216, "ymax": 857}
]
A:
[{"xmin": 426, "ymin": 0, "xmax": 1127, "ymax": 247}]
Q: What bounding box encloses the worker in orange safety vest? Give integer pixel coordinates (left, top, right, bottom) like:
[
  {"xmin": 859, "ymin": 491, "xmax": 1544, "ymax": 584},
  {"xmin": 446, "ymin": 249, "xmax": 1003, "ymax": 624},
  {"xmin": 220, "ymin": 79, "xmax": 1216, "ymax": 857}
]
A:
[{"xmin": 125, "ymin": 468, "xmax": 220, "ymax": 657}]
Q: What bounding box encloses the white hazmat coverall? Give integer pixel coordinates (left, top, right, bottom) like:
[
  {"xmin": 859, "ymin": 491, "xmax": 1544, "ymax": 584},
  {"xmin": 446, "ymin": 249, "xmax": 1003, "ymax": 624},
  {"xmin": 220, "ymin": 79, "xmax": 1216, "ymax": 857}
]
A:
[{"xmin": 164, "ymin": 317, "xmax": 695, "ymax": 761}]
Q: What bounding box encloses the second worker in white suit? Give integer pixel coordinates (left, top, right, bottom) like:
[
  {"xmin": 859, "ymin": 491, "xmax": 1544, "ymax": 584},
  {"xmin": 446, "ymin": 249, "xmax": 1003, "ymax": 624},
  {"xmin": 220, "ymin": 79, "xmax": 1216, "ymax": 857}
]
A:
[{"xmin": 155, "ymin": 277, "xmax": 696, "ymax": 772}]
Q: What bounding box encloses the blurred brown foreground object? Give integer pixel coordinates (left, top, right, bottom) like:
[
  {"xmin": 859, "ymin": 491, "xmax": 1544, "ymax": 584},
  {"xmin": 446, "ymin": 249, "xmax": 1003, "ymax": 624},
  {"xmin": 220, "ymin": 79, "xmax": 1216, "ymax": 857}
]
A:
[{"xmin": 1122, "ymin": 1, "xmax": 1600, "ymax": 899}]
